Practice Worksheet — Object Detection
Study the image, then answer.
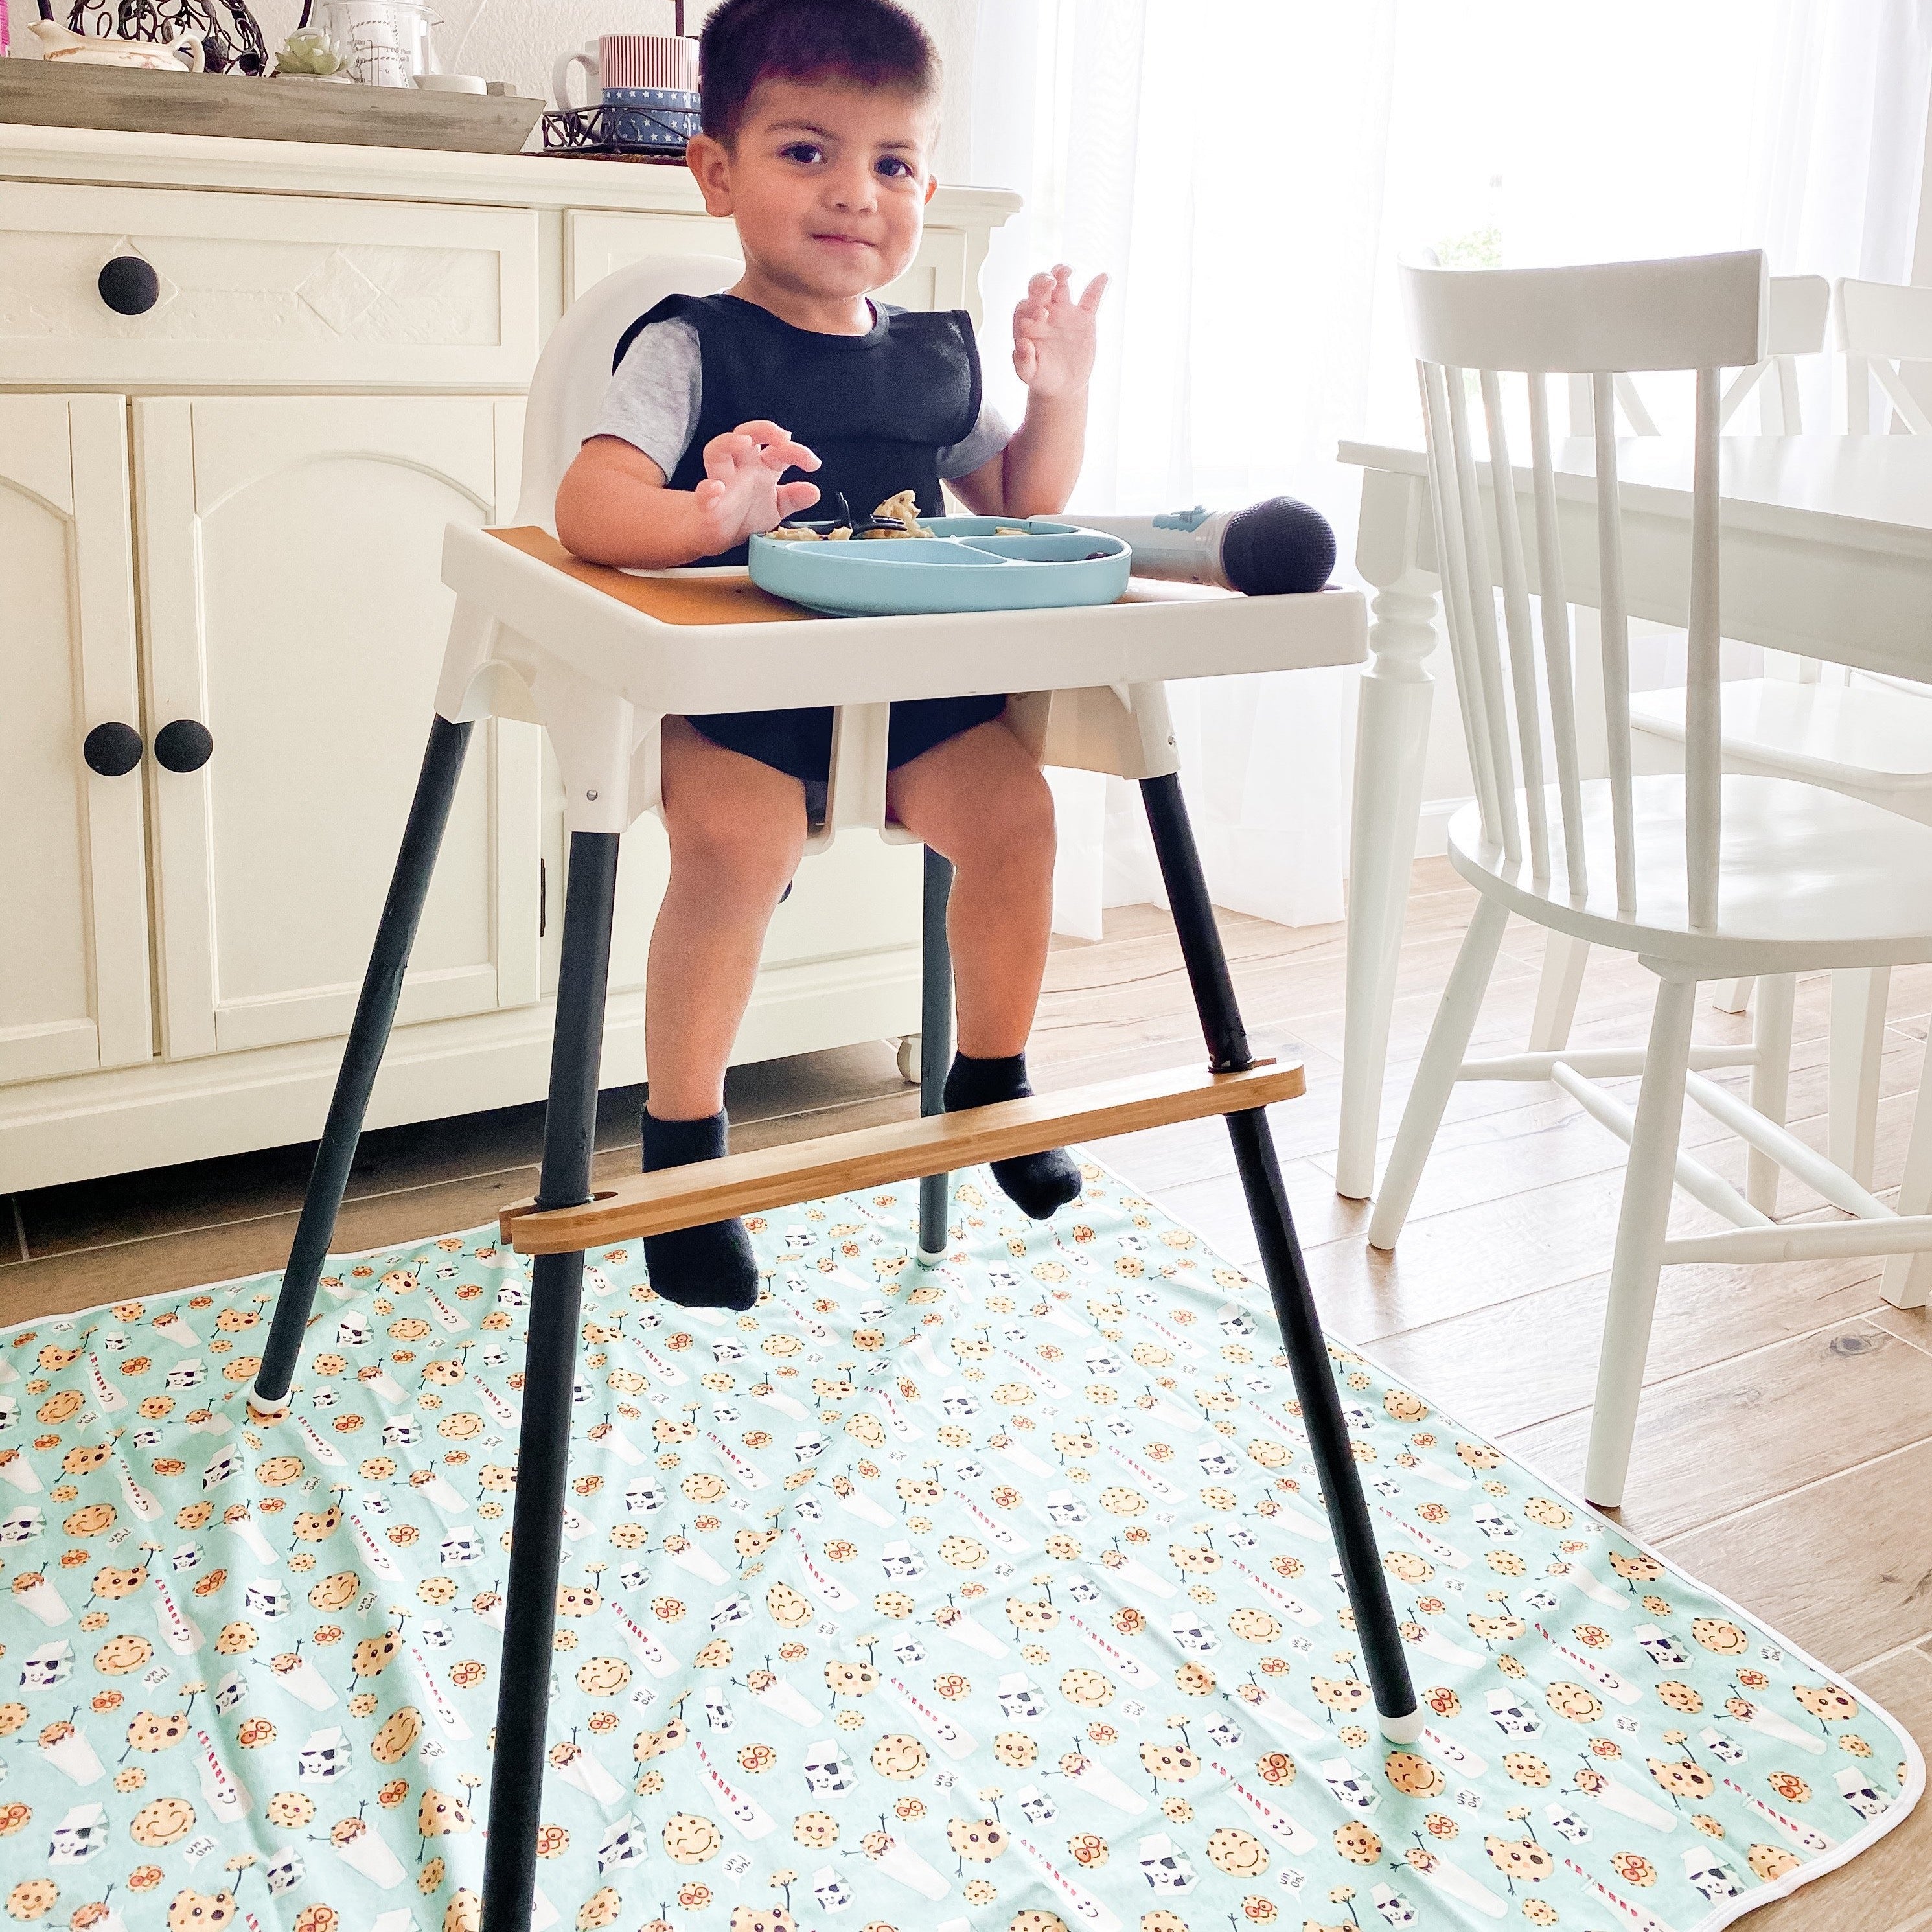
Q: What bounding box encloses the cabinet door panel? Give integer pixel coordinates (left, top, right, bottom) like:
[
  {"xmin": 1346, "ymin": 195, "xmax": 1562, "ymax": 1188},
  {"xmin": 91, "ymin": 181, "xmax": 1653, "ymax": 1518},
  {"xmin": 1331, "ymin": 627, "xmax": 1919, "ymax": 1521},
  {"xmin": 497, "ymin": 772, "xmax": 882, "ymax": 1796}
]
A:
[
  {"xmin": 137, "ymin": 396, "xmax": 539, "ymax": 1061},
  {"xmin": 0, "ymin": 395, "xmax": 152, "ymax": 1088}
]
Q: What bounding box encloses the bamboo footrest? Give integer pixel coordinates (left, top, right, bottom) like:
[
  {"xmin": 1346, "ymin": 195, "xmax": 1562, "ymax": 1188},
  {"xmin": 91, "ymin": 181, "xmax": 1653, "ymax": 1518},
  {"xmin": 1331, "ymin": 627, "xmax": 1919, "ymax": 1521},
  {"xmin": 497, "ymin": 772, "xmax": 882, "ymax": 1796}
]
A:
[{"xmin": 498, "ymin": 1060, "xmax": 1304, "ymax": 1254}]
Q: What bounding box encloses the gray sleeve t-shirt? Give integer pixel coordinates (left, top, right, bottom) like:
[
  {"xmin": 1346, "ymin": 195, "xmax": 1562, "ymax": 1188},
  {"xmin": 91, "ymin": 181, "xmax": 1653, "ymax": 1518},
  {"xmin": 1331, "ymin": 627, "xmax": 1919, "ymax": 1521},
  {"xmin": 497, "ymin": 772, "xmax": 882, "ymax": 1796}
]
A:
[{"xmin": 588, "ymin": 315, "xmax": 1013, "ymax": 484}]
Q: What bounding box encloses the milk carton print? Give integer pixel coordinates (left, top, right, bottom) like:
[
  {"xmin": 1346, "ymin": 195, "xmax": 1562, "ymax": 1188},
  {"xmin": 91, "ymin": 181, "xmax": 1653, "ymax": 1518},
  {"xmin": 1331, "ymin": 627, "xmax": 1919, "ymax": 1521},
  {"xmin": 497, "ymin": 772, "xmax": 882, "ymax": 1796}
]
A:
[
  {"xmin": 1635, "ymin": 1622, "xmax": 1689, "ymax": 1668},
  {"xmin": 1136, "ymin": 1832, "xmax": 1198, "ymax": 1894}
]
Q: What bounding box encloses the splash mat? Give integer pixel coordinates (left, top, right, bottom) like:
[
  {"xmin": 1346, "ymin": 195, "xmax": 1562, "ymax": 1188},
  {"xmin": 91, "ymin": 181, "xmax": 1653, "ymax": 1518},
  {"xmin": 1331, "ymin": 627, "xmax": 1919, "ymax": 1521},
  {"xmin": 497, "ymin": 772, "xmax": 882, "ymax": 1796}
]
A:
[{"xmin": 0, "ymin": 1161, "xmax": 1917, "ymax": 1932}]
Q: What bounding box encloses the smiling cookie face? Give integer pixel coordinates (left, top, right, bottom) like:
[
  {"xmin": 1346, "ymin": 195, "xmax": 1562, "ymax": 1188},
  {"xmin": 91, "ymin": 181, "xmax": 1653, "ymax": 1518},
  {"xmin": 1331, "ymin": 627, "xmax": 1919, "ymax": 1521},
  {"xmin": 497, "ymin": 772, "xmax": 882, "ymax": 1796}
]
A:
[
  {"xmin": 130, "ymin": 1796, "xmax": 197, "ymax": 1846},
  {"xmin": 663, "ymin": 1813, "xmax": 724, "ymax": 1863},
  {"xmin": 256, "ymin": 1456, "xmax": 304, "ymax": 1487},
  {"xmin": 62, "ymin": 1503, "xmax": 115, "ymax": 1538},
  {"xmin": 93, "ymin": 1564, "xmax": 148, "ymax": 1602},
  {"xmin": 94, "ymin": 1633, "xmax": 153, "ymax": 1676},
  {"xmin": 766, "ymin": 1583, "xmax": 812, "ymax": 1629},
  {"xmin": 576, "ymin": 1656, "xmax": 631, "ymax": 1697},
  {"xmin": 62, "ymin": 1442, "xmax": 110, "ymax": 1478},
  {"xmin": 308, "ymin": 1571, "xmax": 360, "ymax": 1612},
  {"xmin": 1545, "ymin": 1681, "xmax": 1602, "ymax": 1723},
  {"xmin": 1009, "ymin": 1914, "xmax": 1069, "ymax": 1932},
  {"xmin": 265, "ymin": 1790, "xmax": 316, "ymax": 1828},
  {"xmin": 870, "ymin": 1734, "xmax": 928, "ymax": 1780},
  {"xmin": 1204, "ymin": 1827, "xmax": 1267, "ymax": 1876},
  {"xmin": 1690, "ymin": 1618, "xmax": 1749, "ymax": 1657},
  {"xmin": 555, "ymin": 1585, "xmax": 602, "ymax": 1619},
  {"xmin": 1383, "ymin": 1751, "xmax": 1445, "ymax": 1797},
  {"xmin": 1333, "ymin": 1822, "xmax": 1383, "ymax": 1866},
  {"xmin": 1502, "ymin": 1752, "xmax": 1551, "ymax": 1788},
  {"xmin": 370, "ymin": 1706, "xmax": 422, "ymax": 1764},
  {"xmin": 1747, "ymin": 1843, "xmax": 1800, "ymax": 1882},
  {"xmin": 947, "ymin": 1817, "xmax": 1008, "ymax": 1863},
  {"xmin": 792, "ymin": 1810, "xmax": 839, "ymax": 1848},
  {"xmin": 1060, "ymin": 1668, "xmax": 1114, "ymax": 1708},
  {"xmin": 939, "ymin": 1535, "xmax": 987, "ymax": 1570},
  {"xmin": 214, "ymin": 1621, "xmax": 257, "ymax": 1657},
  {"xmin": 994, "ymin": 1731, "xmax": 1037, "ymax": 1769},
  {"xmin": 1657, "ymin": 1680, "xmax": 1704, "ymax": 1714},
  {"xmin": 7, "ymin": 1881, "xmax": 57, "ymax": 1922}
]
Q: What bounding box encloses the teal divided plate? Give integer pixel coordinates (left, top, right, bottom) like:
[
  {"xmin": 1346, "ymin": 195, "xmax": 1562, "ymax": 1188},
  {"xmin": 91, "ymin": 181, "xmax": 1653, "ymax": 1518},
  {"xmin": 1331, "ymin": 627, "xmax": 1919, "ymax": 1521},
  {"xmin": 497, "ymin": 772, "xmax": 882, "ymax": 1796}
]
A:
[{"xmin": 747, "ymin": 515, "xmax": 1131, "ymax": 616}]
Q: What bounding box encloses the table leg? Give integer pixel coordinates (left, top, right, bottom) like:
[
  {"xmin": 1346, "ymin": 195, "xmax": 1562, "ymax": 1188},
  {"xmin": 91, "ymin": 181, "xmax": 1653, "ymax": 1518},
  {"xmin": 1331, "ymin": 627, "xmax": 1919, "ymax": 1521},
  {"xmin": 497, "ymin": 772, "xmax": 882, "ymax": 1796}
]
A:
[
  {"xmin": 480, "ymin": 829, "xmax": 621, "ymax": 1932},
  {"xmin": 918, "ymin": 846, "xmax": 955, "ymax": 1261},
  {"xmin": 1337, "ymin": 538, "xmax": 1442, "ymax": 1200},
  {"xmin": 1140, "ymin": 772, "xmax": 1419, "ymax": 1738},
  {"xmin": 253, "ymin": 714, "xmax": 473, "ymax": 1417}
]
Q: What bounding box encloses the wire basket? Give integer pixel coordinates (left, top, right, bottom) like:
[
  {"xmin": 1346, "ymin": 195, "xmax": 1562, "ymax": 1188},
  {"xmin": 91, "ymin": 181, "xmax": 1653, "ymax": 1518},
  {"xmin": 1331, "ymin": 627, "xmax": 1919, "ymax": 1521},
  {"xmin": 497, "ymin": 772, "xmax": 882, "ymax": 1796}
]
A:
[{"xmin": 540, "ymin": 97, "xmax": 697, "ymax": 160}]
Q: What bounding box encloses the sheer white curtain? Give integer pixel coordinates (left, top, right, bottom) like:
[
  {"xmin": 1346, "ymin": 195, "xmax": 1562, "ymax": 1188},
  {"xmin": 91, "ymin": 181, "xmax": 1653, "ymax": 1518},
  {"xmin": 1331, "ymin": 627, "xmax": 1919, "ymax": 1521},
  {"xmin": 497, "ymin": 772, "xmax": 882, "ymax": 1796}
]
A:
[{"xmin": 967, "ymin": 0, "xmax": 1932, "ymax": 939}]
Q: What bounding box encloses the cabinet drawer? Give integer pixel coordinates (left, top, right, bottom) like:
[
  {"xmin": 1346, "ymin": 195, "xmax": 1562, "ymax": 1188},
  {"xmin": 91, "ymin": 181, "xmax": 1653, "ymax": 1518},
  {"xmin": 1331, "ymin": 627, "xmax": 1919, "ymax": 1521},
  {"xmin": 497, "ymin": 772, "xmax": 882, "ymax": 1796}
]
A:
[
  {"xmin": 0, "ymin": 182, "xmax": 538, "ymax": 389},
  {"xmin": 565, "ymin": 207, "xmax": 966, "ymax": 311}
]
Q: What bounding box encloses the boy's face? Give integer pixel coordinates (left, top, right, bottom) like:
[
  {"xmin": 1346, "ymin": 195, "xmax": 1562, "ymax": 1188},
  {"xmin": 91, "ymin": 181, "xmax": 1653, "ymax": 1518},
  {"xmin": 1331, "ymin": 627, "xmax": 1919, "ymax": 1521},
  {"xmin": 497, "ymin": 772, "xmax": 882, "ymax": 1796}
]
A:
[{"xmin": 689, "ymin": 76, "xmax": 938, "ymax": 305}]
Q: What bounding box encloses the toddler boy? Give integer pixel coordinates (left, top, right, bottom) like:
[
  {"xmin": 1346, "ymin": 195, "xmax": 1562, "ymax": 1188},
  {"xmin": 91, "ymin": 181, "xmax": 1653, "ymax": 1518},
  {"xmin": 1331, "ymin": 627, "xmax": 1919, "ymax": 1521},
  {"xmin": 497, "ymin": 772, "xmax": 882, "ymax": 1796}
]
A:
[{"xmin": 555, "ymin": 0, "xmax": 1105, "ymax": 1311}]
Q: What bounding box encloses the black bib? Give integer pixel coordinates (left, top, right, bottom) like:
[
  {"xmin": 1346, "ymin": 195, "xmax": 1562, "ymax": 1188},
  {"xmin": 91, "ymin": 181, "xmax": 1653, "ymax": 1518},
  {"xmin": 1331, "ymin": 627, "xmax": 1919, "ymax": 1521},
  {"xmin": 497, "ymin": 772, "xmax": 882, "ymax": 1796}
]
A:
[{"xmin": 614, "ymin": 291, "xmax": 982, "ymax": 566}]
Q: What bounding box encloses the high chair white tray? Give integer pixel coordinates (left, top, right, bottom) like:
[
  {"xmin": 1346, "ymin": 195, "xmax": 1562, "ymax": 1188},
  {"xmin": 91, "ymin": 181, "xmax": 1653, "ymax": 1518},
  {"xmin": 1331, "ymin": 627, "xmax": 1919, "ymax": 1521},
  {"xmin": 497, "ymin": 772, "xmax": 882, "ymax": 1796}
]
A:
[{"xmin": 243, "ymin": 253, "xmax": 1403, "ymax": 1932}]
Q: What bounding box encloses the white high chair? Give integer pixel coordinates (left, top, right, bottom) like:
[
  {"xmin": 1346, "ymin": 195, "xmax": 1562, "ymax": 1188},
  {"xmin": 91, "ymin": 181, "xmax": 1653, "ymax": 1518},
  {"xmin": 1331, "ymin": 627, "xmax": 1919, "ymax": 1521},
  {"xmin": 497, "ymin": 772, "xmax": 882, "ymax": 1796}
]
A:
[
  {"xmin": 1370, "ymin": 250, "xmax": 1932, "ymax": 1526},
  {"xmin": 245, "ymin": 257, "xmax": 1420, "ymax": 1932}
]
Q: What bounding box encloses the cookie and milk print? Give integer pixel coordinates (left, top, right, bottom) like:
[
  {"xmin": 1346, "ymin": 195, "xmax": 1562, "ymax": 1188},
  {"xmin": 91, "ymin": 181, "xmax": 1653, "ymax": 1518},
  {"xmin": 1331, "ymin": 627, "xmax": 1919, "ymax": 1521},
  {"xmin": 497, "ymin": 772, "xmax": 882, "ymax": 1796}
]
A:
[{"xmin": 0, "ymin": 1162, "xmax": 1916, "ymax": 1932}]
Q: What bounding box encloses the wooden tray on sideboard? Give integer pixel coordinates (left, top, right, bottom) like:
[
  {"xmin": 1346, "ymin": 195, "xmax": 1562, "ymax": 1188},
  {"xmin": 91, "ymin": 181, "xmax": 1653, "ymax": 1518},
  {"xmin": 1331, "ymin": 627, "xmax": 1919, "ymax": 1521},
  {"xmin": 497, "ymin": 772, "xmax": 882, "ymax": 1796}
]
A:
[{"xmin": 0, "ymin": 59, "xmax": 544, "ymax": 153}]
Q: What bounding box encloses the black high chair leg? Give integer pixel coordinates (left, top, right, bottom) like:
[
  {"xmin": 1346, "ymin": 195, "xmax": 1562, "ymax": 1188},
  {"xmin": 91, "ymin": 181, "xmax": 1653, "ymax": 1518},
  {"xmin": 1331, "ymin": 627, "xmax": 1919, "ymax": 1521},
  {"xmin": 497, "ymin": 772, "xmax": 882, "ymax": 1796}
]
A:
[
  {"xmin": 1139, "ymin": 773, "xmax": 1420, "ymax": 1734},
  {"xmin": 481, "ymin": 830, "xmax": 621, "ymax": 1932},
  {"xmin": 253, "ymin": 715, "xmax": 472, "ymax": 1414},
  {"xmin": 918, "ymin": 845, "xmax": 955, "ymax": 1258}
]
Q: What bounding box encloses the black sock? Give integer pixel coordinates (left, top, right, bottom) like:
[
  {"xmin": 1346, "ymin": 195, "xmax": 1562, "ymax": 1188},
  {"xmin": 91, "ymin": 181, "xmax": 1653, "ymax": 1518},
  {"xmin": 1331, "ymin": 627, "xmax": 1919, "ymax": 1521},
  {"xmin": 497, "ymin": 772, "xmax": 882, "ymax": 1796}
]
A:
[
  {"xmin": 942, "ymin": 1051, "xmax": 1083, "ymax": 1221},
  {"xmin": 639, "ymin": 1110, "xmax": 760, "ymax": 1312}
]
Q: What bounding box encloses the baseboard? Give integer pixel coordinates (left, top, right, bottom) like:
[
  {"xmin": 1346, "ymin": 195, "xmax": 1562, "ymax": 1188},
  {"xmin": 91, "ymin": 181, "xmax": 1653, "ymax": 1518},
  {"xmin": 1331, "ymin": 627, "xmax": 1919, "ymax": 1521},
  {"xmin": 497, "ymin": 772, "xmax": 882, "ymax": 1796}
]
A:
[{"xmin": 1414, "ymin": 794, "xmax": 1468, "ymax": 859}]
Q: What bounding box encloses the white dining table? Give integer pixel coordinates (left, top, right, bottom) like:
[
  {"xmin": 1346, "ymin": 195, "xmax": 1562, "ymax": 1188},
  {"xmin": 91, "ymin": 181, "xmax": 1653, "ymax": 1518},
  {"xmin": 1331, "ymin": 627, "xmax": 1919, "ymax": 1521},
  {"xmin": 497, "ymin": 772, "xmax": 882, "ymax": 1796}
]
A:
[{"xmin": 1333, "ymin": 431, "xmax": 1932, "ymax": 1199}]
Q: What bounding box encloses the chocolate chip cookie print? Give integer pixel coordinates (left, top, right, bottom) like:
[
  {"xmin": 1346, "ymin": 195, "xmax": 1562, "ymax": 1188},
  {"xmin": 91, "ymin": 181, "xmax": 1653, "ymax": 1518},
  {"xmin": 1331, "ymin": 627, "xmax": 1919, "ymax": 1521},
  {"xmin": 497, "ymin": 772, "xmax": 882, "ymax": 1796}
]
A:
[{"xmin": 0, "ymin": 1166, "xmax": 1915, "ymax": 1927}]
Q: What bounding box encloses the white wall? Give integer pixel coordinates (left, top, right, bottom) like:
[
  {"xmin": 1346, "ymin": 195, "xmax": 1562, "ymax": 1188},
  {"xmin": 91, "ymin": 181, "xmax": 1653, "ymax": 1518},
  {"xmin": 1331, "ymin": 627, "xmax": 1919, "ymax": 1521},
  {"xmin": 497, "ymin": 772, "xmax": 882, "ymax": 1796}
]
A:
[{"xmin": 246, "ymin": 0, "xmax": 982, "ymax": 179}]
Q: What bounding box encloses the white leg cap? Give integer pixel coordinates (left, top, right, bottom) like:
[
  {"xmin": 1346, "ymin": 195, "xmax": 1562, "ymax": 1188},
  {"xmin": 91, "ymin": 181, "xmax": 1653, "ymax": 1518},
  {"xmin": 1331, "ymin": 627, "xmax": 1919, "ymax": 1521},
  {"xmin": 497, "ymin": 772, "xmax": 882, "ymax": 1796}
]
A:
[
  {"xmin": 1378, "ymin": 1706, "xmax": 1427, "ymax": 1745},
  {"xmin": 247, "ymin": 1394, "xmax": 292, "ymax": 1425},
  {"xmin": 915, "ymin": 1247, "xmax": 948, "ymax": 1267}
]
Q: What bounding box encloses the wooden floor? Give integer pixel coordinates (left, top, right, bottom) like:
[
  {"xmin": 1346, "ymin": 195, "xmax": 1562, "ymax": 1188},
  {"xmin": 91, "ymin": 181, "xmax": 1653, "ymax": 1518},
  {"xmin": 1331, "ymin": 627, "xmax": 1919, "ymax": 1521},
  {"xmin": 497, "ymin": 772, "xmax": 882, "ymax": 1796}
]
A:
[{"xmin": 5, "ymin": 857, "xmax": 1928, "ymax": 1929}]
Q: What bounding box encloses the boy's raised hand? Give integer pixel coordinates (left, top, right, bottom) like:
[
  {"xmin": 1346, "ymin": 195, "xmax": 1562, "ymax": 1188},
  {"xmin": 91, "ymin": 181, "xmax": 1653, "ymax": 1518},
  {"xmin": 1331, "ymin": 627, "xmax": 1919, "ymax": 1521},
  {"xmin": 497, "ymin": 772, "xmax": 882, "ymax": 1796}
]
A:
[
  {"xmin": 694, "ymin": 419, "xmax": 822, "ymax": 549},
  {"xmin": 1012, "ymin": 264, "xmax": 1107, "ymax": 400}
]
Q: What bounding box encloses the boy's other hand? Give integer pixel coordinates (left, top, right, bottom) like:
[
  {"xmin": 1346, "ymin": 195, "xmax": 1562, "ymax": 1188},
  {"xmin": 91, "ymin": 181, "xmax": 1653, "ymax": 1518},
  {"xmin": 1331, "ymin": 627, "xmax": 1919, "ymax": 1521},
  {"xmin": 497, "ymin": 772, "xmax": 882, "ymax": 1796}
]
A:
[
  {"xmin": 695, "ymin": 419, "xmax": 823, "ymax": 548},
  {"xmin": 1012, "ymin": 264, "xmax": 1106, "ymax": 400}
]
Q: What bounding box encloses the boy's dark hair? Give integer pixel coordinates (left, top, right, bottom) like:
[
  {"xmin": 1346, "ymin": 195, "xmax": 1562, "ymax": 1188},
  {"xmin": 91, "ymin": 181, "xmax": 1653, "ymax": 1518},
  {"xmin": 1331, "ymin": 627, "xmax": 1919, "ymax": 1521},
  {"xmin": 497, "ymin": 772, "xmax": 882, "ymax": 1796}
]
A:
[{"xmin": 699, "ymin": 0, "xmax": 940, "ymax": 146}]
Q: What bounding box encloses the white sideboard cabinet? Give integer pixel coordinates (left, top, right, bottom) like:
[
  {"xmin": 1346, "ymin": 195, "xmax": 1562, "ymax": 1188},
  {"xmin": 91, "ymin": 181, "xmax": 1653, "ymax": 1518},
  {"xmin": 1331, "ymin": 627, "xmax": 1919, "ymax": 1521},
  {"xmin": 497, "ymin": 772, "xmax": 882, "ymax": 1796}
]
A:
[{"xmin": 0, "ymin": 128, "xmax": 1018, "ymax": 1192}]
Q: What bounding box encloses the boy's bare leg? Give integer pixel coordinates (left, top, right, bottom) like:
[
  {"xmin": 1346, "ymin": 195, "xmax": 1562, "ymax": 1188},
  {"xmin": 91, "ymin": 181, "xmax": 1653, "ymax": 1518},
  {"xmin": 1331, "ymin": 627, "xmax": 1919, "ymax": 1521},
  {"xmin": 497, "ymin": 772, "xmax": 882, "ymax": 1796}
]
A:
[
  {"xmin": 888, "ymin": 717, "xmax": 1079, "ymax": 1218},
  {"xmin": 647, "ymin": 716, "xmax": 809, "ymax": 1118},
  {"xmin": 640, "ymin": 716, "xmax": 807, "ymax": 1307}
]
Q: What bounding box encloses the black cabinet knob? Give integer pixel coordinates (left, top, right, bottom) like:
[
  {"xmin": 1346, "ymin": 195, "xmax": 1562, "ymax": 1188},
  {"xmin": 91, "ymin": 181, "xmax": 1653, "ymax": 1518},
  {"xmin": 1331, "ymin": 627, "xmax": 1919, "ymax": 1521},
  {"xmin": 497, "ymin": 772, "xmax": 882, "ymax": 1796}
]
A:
[
  {"xmin": 82, "ymin": 722, "xmax": 144, "ymax": 777},
  {"xmin": 98, "ymin": 255, "xmax": 161, "ymax": 316},
  {"xmin": 154, "ymin": 719, "xmax": 214, "ymax": 773}
]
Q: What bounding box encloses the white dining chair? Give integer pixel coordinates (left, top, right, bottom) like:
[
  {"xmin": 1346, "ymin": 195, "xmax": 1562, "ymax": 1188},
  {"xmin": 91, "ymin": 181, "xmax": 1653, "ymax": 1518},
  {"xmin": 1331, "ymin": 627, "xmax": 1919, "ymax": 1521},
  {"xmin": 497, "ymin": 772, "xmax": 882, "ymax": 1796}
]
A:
[
  {"xmin": 1371, "ymin": 249, "xmax": 1932, "ymax": 1508},
  {"xmin": 1620, "ymin": 273, "xmax": 1932, "ymax": 1190}
]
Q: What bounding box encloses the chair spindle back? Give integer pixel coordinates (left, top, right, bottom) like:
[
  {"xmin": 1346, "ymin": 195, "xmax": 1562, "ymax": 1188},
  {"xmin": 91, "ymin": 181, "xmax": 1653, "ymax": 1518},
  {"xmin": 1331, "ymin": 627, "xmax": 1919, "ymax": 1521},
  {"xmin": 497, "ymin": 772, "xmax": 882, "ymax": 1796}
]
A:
[{"xmin": 1403, "ymin": 251, "xmax": 1765, "ymax": 929}]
